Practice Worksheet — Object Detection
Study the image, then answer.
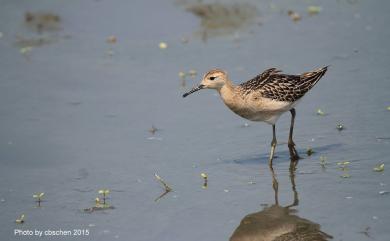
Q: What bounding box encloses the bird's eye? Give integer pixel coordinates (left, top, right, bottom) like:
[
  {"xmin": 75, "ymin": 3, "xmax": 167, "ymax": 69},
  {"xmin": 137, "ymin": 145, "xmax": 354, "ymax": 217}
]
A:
[{"xmin": 209, "ymin": 76, "xmax": 216, "ymax": 80}]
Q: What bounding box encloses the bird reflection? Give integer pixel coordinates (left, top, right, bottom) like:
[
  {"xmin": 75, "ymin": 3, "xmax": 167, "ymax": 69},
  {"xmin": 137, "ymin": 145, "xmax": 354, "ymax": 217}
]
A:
[{"xmin": 230, "ymin": 162, "xmax": 332, "ymax": 241}]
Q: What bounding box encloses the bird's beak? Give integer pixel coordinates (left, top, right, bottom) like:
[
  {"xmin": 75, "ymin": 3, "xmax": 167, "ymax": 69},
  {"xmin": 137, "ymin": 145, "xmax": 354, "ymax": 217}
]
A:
[{"xmin": 182, "ymin": 84, "xmax": 205, "ymax": 98}]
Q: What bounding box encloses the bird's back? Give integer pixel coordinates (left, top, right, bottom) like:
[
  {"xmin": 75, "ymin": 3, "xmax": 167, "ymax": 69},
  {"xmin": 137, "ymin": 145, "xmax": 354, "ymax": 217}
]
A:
[{"xmin": 239, "ymin": 66, "xmax": 328, "ymax": 103}]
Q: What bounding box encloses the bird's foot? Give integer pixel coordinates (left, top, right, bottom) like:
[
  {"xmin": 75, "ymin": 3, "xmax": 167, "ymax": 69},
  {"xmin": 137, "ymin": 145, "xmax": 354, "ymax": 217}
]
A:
[{"xmin": 288, "ymin": 143, "xmax": 301, "ymax": 161}]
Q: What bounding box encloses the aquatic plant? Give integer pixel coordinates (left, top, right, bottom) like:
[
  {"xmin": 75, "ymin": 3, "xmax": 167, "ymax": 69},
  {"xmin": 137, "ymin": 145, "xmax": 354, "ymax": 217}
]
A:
[
  {"xmin": 306, "ymin": 147, "xmax": 314, "ymax": 156},
  {"xmin": 201, "ymin": 173, "xmax": 208, "ymax": 189},
  {"xmin": 319, "ymin": 155, "xmax": 327, "ymax": 167},
  {"xmin": 149, "ymin": 125, "xmax": 158, "ymax": 135},
  {"xmin": 98, "ymin": 189, "xmax": 110, "ymax": 205},
  {"xmin": 15, "ymin": 214, "xmax": 25, "ymax": 224},
  {"xmin": 373, "ymin": 163, "xmax": 384, "ymax": 172},
  {"xmin": 337, "ymin": 161, "xmax": 351, "ymax": 178},
  {"xmin": 307, "ymin": 6, "xmax": 321, "ymax": 15},
  {"xmin": 20, "ymin": 46, "xmax": 33, "ymax": 57},
  {"xmin": 337, "ymin": 161, "xmax": 350, "ymax": 170},
  {"xmin": 33, "ymin": 192, "xmax": 44, "ymax": 206}
]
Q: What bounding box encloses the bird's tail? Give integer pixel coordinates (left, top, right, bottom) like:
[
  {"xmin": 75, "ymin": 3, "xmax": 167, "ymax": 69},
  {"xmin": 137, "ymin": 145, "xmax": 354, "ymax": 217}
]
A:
[{"xmin": 298, "ymin": 66, "xmax": 328, "ymax": 89}]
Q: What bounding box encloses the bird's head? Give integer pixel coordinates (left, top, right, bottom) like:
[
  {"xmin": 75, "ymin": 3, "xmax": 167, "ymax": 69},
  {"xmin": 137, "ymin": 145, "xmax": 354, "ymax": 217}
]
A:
[{"xmin": 183, "ymin": 69, "xmax": 228, "ymax": 97}]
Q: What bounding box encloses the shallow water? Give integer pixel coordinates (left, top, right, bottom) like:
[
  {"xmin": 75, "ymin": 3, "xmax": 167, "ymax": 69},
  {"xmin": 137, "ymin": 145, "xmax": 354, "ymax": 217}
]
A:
[{"xmin": 1, "ymin": 0, "xmax": 390, "ymax": 240}]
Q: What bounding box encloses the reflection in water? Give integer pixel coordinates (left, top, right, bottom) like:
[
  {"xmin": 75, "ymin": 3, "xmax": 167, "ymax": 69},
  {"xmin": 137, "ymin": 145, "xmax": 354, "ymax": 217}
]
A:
[
  {"xmin": 230, "ymin": 163, "xmax": 332, "ymax": 241},
  {"xmin": 177, "ymin": 1, "xmax": 259, "ymax": 41}
]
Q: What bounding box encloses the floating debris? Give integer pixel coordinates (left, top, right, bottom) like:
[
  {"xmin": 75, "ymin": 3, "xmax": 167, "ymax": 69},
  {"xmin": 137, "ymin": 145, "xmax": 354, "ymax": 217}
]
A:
[
  {"xmin": 159, "ymin": 42, "xmax": 167, "ymax": 49},
  {"xmin": 84, "ymin": 191, "xmax": 114, "ymax": 213},
  {"xmin": 306, "ymin": 147, "xmax": 314, "ymax": 156},
  {"xmin": 316, "ymin": 109, "xmax": 325, "ymax": 116},
  {"xmin": 148, "ymin": 125, "xmax": 158, "ymax": 135},
  {"xmin": 15, "ymin": 214, "xmax": 25, "ymax": 224},
  {"xmin": 201, "ymin": 173, "xmax": 208, "ymax": 189},
  {"xmin": 373, "ymin": 163, "xmax": 384, "ymax": 172},
  {"xmin": 307, "ymin": 6, "xmax": 321, "ymax": 16},
  {"xmin": 33, "ymin": 192, "xmax": 44, "ymax": 206},
  {"xmin": 387, "ymin": 106, "xmax": 390, "ymax": 111},
  {"xmin": 25, "ymin": 12, "xmax": 61, "ymax": 33},
  {"xmin": 288, "ymin": 10, "xmax": 301, "ymax": 22},
  {"xmin": 84, "ymin": 205, "xmax": 115, "ymax": 213},
  {"xmin": 106, "ymin": 36, "xmax": 117, "ymax": 44},
  {"xmin": 336, "ymin": 123, "xmax": 344, "ymax": 131},
  {"xmin": 224, "ymin": 189, "xmax": 229, "ymax": 193},
  {"xmin": 379, "ymin": 190, "xmax": 389, "ymax": 195}
]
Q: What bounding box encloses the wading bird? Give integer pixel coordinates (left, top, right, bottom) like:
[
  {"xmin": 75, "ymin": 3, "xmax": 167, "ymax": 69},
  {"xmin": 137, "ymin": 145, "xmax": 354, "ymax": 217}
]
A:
[{"xmin": 183, "ymin": 66, "xmax": 328, "ymax": 166}]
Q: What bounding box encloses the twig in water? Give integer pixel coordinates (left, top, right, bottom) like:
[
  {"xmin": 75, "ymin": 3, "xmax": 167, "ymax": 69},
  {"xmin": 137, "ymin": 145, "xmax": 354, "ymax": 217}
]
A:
[{"xmin": 154, "ymin": 173, "xmax": 172, "ymax": 202}]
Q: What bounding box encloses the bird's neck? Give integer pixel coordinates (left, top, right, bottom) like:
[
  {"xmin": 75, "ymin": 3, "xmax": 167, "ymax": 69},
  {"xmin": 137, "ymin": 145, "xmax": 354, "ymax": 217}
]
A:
[{"xmin": 218, "ymin": 80, "xmax": 237, "ymax": 105}]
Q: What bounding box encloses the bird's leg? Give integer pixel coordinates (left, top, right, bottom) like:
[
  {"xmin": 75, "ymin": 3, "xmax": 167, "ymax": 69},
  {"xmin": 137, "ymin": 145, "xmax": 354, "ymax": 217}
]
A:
[
  {"xmin": 288, "ymin": 108, "xmax": 300, "ymax": 161},
  {"xmin": 269, "ymin": 165, "xmax": 279, "ymax": 205},
  {"xmin": 286, "ymin": 162, "xmax": 299, "ymax": 208},
  {"xmin": 268, "ymin": 125, "xmax": 277, "ymax": 166}
]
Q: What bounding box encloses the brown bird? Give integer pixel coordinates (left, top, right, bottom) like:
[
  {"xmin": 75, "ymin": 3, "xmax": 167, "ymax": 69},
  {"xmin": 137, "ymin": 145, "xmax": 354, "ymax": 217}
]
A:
[{"xmin": 183, "ymin": 66, "xmax": 328, "ymax": 166}]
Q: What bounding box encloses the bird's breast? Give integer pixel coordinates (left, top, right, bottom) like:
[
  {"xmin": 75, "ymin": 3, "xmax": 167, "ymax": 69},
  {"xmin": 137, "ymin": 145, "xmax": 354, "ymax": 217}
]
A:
[{"xmin": 220, "ymin": 89, "xmax": 295, "ymax": 124}]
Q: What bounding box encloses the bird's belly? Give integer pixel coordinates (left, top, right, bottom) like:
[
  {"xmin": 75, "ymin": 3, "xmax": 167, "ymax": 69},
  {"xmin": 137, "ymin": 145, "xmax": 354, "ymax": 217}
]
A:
[
  {"xmin": 225, "ymin": 98, "xmax": 298, "ymax": 124},
  {"xmin": 232, "ymin": 108, "xmax": 282, "ymax": 124}
]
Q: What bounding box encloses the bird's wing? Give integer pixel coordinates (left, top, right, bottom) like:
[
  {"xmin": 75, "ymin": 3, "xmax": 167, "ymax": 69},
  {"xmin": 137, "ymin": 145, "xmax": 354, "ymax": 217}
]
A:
[
  {"xmin": 239, "ymin": 68, "xmax": 281, "ymax": 95},
  {"xmin": 240, "ymin": 67, "xmax": 328, "ymax": 102}
]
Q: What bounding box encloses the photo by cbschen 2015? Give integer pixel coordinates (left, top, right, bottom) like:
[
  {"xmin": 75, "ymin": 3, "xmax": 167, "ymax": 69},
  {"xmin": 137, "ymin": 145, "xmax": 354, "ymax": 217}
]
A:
[{"xmin": 0, "ymin": 0, "xmax": 389, "ymax": 241}]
